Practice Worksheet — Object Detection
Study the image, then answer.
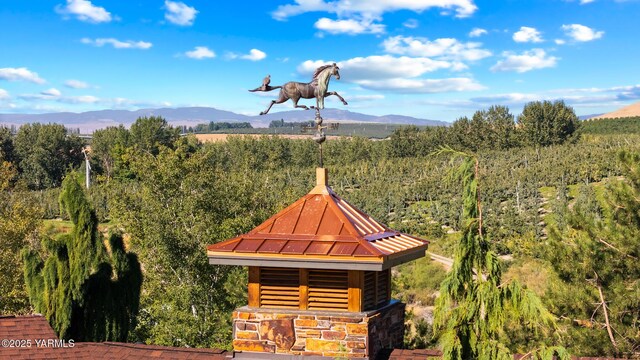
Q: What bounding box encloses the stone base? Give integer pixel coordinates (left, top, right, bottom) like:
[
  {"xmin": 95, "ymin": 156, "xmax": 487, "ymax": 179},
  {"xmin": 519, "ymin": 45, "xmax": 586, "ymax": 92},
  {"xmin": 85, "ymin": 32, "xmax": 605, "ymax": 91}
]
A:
[{"xmin": 231, "ymin": 301, "xmax": 405, "ymax": 360}]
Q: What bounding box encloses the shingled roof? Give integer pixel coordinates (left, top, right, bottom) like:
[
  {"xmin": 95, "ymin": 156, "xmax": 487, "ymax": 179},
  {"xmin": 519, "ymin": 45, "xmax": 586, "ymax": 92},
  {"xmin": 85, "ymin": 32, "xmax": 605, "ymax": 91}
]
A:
[{"xmin": 208, "ymin": 168, "xmax": 429, "ymax": 271}]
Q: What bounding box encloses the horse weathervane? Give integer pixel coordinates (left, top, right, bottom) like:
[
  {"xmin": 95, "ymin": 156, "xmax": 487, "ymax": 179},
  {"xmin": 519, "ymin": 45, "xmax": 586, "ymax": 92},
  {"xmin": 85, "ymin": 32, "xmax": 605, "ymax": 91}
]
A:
[{"xmin": 249, "ymin": 63, "xmax": 348, "ymax": 167}]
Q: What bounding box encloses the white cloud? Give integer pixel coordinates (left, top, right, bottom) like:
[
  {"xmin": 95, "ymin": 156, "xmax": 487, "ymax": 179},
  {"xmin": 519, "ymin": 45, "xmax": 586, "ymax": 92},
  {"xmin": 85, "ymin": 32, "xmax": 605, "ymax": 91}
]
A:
[
  {"xmin": 580, "ymin": 0, "xmax": 595, "ymax": 4},
  {"xmin": 0, "ymin": 67, "xmax": 46, "ymax": 84},
  {"xmin": 561, "ymin": 24, "xmax": 604, "ymax": 42},
  {"xmin": 55, "ymin": 0, "xmax": 112, "ymax": 23},
  {"xmin": 81, "ymin": 37, "xmax": 152, "ymax": 49},
  {"xmin": 554, "ymin": 39, "xmax": 566, "ymax": 45},
  {"xmin": 382, "ymin": 35, "xmax": 492, "ymax": 62},
  {"xmin": 185, "ymin": 46, "xmax": 215, "ymax": 59},
  {"xmin": 513, "ymin": 26, "xmax": 543, "ymax": 43},
  {"xmin": 468, "ymin": 27, "xmax": 487, "ymax": 37},
  {"xmin": 348, "ymin": 94, "xmax": 385, "ymax": 101},
  {"xmin": 491, "ymin": 49, "xmax": 558, "ymax": 73},
  {"xmin": 64, "ymin": 79, "xmax": 90, "ymax": 89},
  {"xmin": 41, "ymin": 88, "xmax": 62, "ymax": 97},
  {"xmin": 356, "ymin": 77, "xmax": 485, "ymax": 93},
  {"xmin": 241, "ymin": 49, "xmax": 267, "ymax": 61},
  {"xmin": 0, "ymin": 89, "xmax": 9, "ymax": 99},
  {"xmin": 299, "ymin": 56, "xmax": 453, "ymax": 81},
  {"xmin": 467, "ymin": 84, "xmax": 640, "ymax": 108},
  {"xmin": 403, "ymin": 19, "xmax": 419, "ymax": 29},
  {"xmin": 164, "ymin": 1, "xmax": 198, "ymax": 26},
  {"xmin": 314, "ymin": 17, "xmax": 385, "ymax": 34},
  {"xmin": 65, "ymin": 95, "xmax": 100, "ymax": 104},
  {"xmin": 298, "ymin": 56, "xmax": 484, "ymax": 93},
  {"xmin": 272, "ymin": 0, "xmax": 478, "ymax": 20}
]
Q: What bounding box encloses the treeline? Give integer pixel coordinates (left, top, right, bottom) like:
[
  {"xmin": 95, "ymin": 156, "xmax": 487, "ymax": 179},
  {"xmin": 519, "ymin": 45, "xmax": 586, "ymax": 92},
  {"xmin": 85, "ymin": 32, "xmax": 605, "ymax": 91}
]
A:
[
  {"xmin": 268, "ymin": 119, "xmax": 313, "ymax": 128},
  {"xmin": 0, "ymin": 123, "xmax": 84, "ymax": 189},
  {"xmin": 185, "ymin": 121, "xmax": 253, "ymax": 133},
  {"xmin": 390, "ymin": 101, "xmax": 580, "ymax": 157},
  {"xmin": 581, "ymin": 116, "xmax": 640, "ymax": 135}
]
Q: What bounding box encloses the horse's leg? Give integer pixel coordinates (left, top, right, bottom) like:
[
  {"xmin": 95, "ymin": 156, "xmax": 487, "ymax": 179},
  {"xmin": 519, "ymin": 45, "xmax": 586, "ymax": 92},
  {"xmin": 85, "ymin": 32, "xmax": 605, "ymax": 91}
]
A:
[
  {"xmin": 325, "ymin": 91, "xmax": 348, "ymax": 105},
  {"xmin": 260, "ymin": 91, "xmax": 288, "ymax": 115},
  {"xmin": 260, "ymin": 100, "xmax": 277, "ymax": 115},
  {"xmin": 291, "ymin": 95, "xmax": 309, "ymax": 110}
]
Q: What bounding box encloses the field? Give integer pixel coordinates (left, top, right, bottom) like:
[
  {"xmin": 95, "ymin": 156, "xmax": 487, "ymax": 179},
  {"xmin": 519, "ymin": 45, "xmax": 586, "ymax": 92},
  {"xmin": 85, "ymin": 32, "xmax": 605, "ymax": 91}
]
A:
[{"xmin": 194, "ymin": 133, "xmax": 343, "ymax": 142}]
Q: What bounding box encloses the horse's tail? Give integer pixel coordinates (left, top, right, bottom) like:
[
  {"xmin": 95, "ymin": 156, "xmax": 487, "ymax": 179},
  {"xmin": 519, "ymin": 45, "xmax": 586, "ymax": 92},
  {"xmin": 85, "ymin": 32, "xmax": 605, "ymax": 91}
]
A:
[{"xmin": 248, "ymin": 85, "xmax": 282, "ymax": 92}]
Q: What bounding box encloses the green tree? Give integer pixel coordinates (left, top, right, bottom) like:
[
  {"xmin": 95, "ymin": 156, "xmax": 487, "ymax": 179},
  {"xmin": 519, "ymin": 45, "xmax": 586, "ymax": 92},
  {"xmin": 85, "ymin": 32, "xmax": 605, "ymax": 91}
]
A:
[
  {"xmin": 517, "ymin": 100, "xmax": 580, "ymax": 147},
  {"xmin": 547, "ymin": 151, "xmax": 640, "ymax": 356},
  {"xmin": 14, "ymin": 123, "xmax": 84, "ymax": 189},
  {"xmin": 22, "ymin": 174, "xmax": 142, "ymax": 341},
  {"xmin": 0, "ymin": 127, "xmax": 16, "ymax": 164},
  {"xmin": 129, "ymin": 116, "xmax": 180, "ymax": 155},
  {"xmin": 91, "ymin": 125, "xmax": 131, "ymax": 180},
  {"xmin": 110, "ymin": 142, "xmax": 254, "ymax": 348},
  {"xmin": 433, "ymin": 150, "xmax": 568, "ymax": 360},
  {"xmin": 0, "ymin": 162, "xmax": 42, "ymax": 314}
]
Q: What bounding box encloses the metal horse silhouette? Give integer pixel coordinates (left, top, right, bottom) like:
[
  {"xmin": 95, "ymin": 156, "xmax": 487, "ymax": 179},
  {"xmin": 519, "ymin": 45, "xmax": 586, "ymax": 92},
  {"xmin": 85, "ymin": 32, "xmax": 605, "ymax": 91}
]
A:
[{"xmin": 249, "ymin": 63, "xmax": 348, "ymax": 115}]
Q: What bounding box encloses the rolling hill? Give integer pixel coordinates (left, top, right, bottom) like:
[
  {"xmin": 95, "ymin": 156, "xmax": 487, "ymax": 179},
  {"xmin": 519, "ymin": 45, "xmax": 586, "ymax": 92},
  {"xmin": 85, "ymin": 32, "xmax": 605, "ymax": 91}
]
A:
[
  {"xmin": 0, "ymin": 107, "xmax": 447, "ymax": 132},
  {"xmin": 590, "ymin": 101, "xmax": 640, "ymax": 119}
]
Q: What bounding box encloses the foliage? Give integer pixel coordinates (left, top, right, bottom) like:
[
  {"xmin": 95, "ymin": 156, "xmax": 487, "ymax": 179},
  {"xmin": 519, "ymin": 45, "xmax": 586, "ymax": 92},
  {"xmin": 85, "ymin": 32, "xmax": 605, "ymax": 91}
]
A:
[
  {"xmin": 14, "ymin": 123, "xmax": 84, "ymax": 189},
  {"xmin": 109, "ymin": 140, "xmax": 270, "ymax": 348},
  {"xmin": 268, "ymin": 119, "xmax": 313, "ymax": 128},
  {"xmin": 404, "ymin": 310, "xmax": 438, "ymax": 350},
  {"xmin": 517, "ymin": 100, "xmax": 581, "ymax": 147},
  {"xmin": 187, "ymin": 121, "xmax": 253, "ymax": 133},
  {"xmin": 91, "ymin": 125, "xmax": 131, "ymax": 181},
  {"xmin": 451, "ymin": 106, "xmax": 517, "ymax": 151},
  {"xmin": 0, "ymin": 162, "xmax": 42, "ymax": 314},
  {"xmin": 22, "ymin": 173, "xmax": 142, "ymax": 341},
  {"xmin": 0, "ymin": 127, "xmax": 16, "ymax": 164},
  {"xmin": 581, "ymin": 116, "xmax": 640, "ymax": 135},
  {"xmin": 546, "ymin": 151, "xmax": 640, "ymax": 356},
  {"xmin": 128, "ymin": 116, "xmax": 180, "ymax": 155},
  {"xmin": 433, "ymin": 150, "xmax": 567, "ymax": 360},
  {"xmin": 394, "ymin": 257, "xmax": 447, "ymax": 306}
]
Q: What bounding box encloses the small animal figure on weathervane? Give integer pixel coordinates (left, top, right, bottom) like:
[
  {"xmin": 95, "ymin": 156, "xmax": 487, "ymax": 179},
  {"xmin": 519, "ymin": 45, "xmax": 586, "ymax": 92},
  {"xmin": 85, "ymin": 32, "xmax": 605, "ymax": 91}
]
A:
[
  {"xmin": 262, "ymin": 74, "xmax": 270, "ymax": 91},
  {"xmin": 248, "ymin": 63, "xmax": 348, "ymax": 115}
]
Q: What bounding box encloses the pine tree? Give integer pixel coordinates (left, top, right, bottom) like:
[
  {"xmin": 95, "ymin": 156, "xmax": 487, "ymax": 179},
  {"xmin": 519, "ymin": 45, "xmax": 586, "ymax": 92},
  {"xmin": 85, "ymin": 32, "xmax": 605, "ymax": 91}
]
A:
[
  {"xmin": 433, "ymin": 149, "xmax": 568, "ymax": 360},
  {"xmin": 22, "ymin": 173, "xmax": 142, "ymax": 341},
  {"xmin": 547, "ymin": 151, "xmax": 640, "ymax": 356}
]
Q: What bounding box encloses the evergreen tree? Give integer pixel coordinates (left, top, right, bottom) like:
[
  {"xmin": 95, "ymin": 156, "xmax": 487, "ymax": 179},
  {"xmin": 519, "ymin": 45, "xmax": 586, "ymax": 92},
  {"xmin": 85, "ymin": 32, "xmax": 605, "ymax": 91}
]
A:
[
  {"xmin": 547, "ymin": 151, "xmax": 640, "ymax": 356},
  {"xmin": 22, "ymin": 173, "xmax": 142, "ymax": 341},
  {"xmin": 433, "ymin": 149, "xmax": 568, "ymax": 360}
]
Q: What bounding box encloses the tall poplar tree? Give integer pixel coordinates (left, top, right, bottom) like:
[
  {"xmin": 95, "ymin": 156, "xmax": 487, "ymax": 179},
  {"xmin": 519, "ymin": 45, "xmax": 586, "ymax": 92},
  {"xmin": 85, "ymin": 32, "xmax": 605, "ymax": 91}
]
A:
[
  {"xmin": 433, "ymin": 149, "xmax": 568, "ymax": 360},
  {"xmin": 22, "ymin": 173, "xmax": 142, "ymax": 341}
]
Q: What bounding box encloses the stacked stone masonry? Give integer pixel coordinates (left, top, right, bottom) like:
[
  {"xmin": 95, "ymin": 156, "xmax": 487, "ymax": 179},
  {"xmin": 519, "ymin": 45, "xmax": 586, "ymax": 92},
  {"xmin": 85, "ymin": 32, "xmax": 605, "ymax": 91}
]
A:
[{"xmin": 232, "ymin": 301, "xmax": 405, "ymax": 359}]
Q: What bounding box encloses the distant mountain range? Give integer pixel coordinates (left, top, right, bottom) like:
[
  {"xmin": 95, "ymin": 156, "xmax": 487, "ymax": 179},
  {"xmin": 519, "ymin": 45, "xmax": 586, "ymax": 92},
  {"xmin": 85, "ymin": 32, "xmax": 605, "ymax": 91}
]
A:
[{"xmin": 0, "ymin": 107, "xmax": 448, "ymax": 132}]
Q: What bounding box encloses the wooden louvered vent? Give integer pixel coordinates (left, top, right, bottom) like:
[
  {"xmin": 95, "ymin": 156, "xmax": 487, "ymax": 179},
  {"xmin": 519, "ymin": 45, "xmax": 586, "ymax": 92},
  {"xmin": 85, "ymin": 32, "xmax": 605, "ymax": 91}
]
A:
[
  {"xmin": 259, "ymin": 267, "xmax": 300, "ymax": 309},
  {"xmin": 376, "ymin": 269, "xmax": 390, "ymax": 308},
  {"xmin": 363, "ymin": 270, "xmax": 390, "ymax": 311},
  {"xmin": 308, "ymin": 269, "xmax": 349, "ymax": 311}
]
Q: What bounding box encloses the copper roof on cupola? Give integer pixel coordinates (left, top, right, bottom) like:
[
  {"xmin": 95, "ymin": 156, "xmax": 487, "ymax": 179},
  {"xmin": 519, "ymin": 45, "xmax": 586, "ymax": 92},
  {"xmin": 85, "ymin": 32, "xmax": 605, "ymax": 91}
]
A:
[{"xmin": 207, "ymin": 168, "xmax": 429, "ymax": 271}]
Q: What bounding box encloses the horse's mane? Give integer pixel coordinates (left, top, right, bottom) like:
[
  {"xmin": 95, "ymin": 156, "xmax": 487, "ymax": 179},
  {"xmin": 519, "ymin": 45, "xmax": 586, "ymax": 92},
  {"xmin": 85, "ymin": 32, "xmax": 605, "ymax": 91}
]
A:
[{"xmin": 312, "ymin": 64, "xmax": 333, "ymax": 81}]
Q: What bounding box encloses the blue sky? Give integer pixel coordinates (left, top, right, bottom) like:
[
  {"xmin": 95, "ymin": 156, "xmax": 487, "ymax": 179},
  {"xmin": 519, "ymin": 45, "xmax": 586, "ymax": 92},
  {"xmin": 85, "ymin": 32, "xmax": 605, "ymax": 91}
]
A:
[{"xmin": 1, "ymin": 0, "xmax": 639, "ymax": 122}]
